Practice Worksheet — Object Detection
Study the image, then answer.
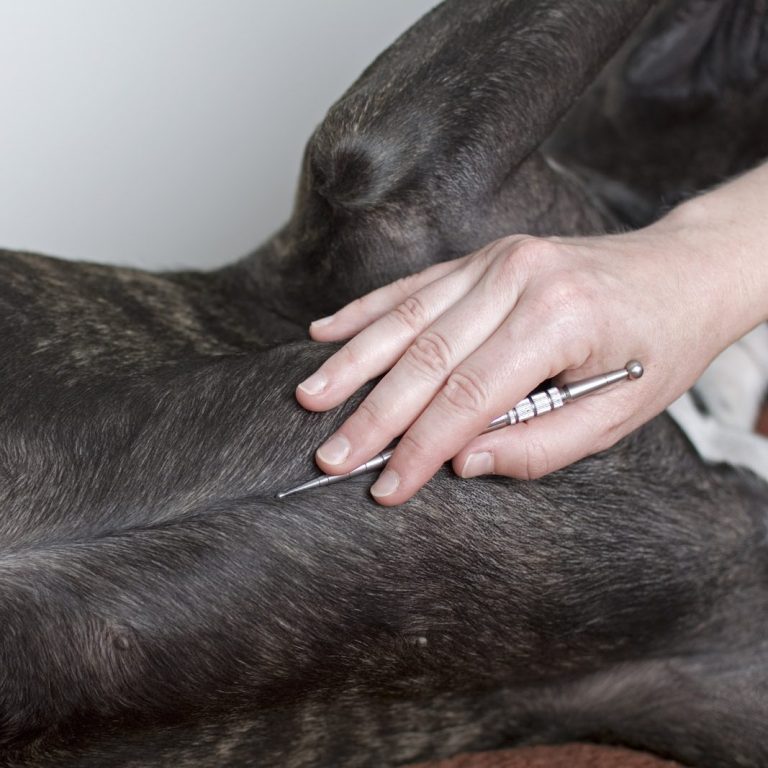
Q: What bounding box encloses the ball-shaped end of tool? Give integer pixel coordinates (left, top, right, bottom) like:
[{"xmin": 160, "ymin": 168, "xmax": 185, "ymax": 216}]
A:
[{"xmin": 626, "ymin": 360, "xmax": 644, "ymax": 380}]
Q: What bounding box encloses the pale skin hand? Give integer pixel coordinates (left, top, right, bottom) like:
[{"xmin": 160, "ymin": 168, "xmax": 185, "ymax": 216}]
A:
[{"xmin": 296, "ymin": 163, "xmax": 768, "ymax": 506}]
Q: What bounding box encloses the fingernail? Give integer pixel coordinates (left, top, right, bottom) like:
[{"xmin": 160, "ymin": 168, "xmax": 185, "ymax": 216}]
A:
[
  {"xmin": 460, "ymin": 452, "xmax": 494, "ymax": 479},
  {"xmin": 316, "ymin": 434, "xmax": 351, "ymax": 466},
  {"xmin": 371, "ymin": 469, "xmax": 400, "ymax": 498},
  {"xmin": 310, "ymin": 315, "xmax": 335, "ymax": 329},
  {"xmin": 298, "ymin": 371, "xmax": 327, "ymax": 396}
]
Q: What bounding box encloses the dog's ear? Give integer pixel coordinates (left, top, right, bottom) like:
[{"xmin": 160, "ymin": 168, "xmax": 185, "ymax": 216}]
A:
[{"xmin": 252, "ymin": 0, "xmax": 655, "ymax": 320}]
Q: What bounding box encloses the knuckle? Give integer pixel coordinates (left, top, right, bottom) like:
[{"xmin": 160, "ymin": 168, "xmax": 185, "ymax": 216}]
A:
[
  {"xmin": 552, "ymin": 277, "xmax": 590, "ymax": 311},
  {"xmin": 404, "ymin": 331, "xmax": 452, "ymax": 380},
  {"xmin": 347, "ymin": 294, "xmax": 369, "ymax": 318},
  {"xmin": 517, "ymin": 235, "xmax": 561, "ymax": 262},
  {"xmin": 484, "ymin": 236, "xmax": 515, "ymax": 262},
  {"xmin": 506, "ymin": 236, "xmax": 560, "ymax": 273},
  {"xmin": 497, "ymin": 249, "xmax": 521, "ymax": 286},
  {"xmin": 339, "ymin": 341, "xmax": 363, "ymax": 368},
  {"xmin": 522, "ymin": 437, "xmax": 552, "ymax": 481},
  {"xmin": 441, "ymin": 367, "xmax": 490, "ymax": 415},
  {"xmin": 593, "ymin": 412, "xmax": 627, "ymax": 453},
  {"xmin": 355, "ymin": 397, "xmax": 386, "ymax": 430},
  {"xmin": 592, "ymin": 433, "xmax": 616, "ymax": 455},
  {"xmin": 471, "ymin": 235, "xmax": 516, "ymax": 269},
  {"xmin": 393, "ymin": 273, "xmax": 419, "ymax": 299},
  {"xmin": 494, "ymin": 236, "xmax": 561, "ymax": 286},
  {"xmin": 391, "ymin": 294, "xmax": 429, "ymax": 333},
  {"xmin": 533, "ymin": 276, "xmax": 592, "ymax": 321},
  {"xmin": 469, "ymin": 244, "xmax": 495, "ymax": 269},
  {"xmin": 397, "ymin": 429, "xmax": 432, "ymax": 458}
]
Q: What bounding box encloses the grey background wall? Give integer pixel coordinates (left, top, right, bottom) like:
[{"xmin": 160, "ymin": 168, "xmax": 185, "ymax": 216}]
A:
[{"xmin": 0, "ymin": 1, "xmax": 435, "ymax": 270}]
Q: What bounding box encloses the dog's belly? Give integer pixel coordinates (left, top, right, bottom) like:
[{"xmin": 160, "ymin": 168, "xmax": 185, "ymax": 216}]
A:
[
  {"xmin": 0, "ymin": 242, "xmax": 767, "ymax": 766},
  {"xmin": 1, "ymin": 321, "xmax": 767, "ymax": 764}
]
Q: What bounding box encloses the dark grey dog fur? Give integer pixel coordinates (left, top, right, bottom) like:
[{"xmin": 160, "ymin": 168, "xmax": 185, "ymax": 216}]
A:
[{"xmin": 1, "ymin": 1, "xmax": 767, "ymax": 766}]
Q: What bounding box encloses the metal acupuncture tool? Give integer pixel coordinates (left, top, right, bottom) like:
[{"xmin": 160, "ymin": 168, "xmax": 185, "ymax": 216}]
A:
[{"xmin": 276, "ymin": 360, "xmax": 644, "ymax": 499}]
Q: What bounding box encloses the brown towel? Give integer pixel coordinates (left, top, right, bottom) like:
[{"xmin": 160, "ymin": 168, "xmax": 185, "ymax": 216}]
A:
[{"xmin": 408, "ymin": 743, "xmax": 684, "ymax": 768}]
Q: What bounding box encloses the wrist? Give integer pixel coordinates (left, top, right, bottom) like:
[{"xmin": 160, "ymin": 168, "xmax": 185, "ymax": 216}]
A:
[{"xmin": 651, "ymin": 173, "xmax": 768, "ymax": 347}]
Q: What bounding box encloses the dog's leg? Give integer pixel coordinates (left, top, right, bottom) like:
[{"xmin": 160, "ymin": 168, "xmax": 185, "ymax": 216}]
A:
[
  {"xmin": 232, "ymin": 0, "xmax": 658, "ymax": 322},
  {"xmin": 307, "ymin": 0, "xmax": 657, "ymax": 216},
  {"xmin": 2, "ymin": 345, "xmax": 768, "ymax": 767}
]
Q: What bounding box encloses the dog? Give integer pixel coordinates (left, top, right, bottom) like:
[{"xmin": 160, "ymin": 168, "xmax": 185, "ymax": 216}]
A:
[{"xmin": 2, "ymin": 1, "xmax": 767, "ymax": 766}]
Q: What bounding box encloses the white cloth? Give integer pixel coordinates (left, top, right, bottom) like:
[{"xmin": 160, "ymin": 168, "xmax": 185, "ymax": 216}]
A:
[{"xmin": 667, "ymin": 324, "xmax": 768, "ymax": 482}]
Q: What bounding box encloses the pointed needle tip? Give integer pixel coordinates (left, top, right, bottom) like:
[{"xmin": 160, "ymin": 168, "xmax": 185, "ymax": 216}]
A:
[
  {"xmin": 276, "ymin": 487, "xmax": 302, "ymax": 500},
  {"xmin": 275, "ymin": 477, "xmax": 324, "ymax": 500}
]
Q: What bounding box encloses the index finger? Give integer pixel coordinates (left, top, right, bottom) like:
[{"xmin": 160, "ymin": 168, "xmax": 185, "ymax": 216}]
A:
[{"xmin": 309, "ymin": 256, "xmax": 471, "ymax": 342}]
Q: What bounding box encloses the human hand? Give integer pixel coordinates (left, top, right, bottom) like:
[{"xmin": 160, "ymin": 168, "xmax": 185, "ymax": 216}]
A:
[{"xmin": 295, "ymin": 178, "xmax": 768, "ymax": 505}]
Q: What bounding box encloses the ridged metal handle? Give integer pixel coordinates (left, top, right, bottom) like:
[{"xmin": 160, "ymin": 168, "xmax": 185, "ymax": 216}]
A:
[{"xmin": 486, "ymin": 386, "xmax": 566, "ymax": 431}]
